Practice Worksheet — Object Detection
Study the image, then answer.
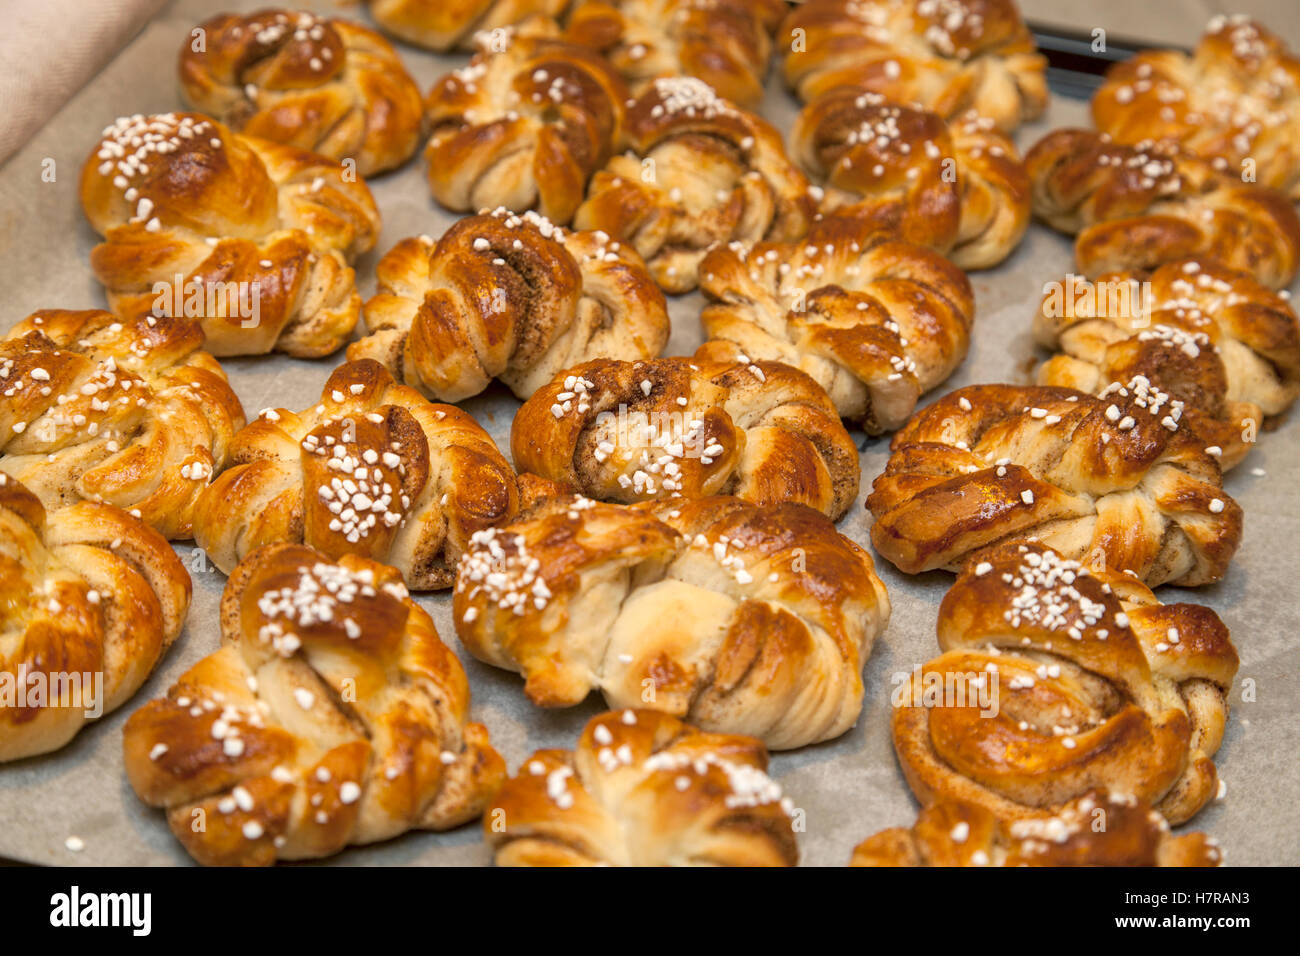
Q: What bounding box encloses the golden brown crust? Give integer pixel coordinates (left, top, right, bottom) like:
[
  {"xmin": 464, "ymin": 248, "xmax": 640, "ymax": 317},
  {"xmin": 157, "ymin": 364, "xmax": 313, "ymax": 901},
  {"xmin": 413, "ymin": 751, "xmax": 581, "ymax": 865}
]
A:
[
  {"xmin": 368, "ymin": 0, "xmax": 569, "ymax": 52},
  {"xmin": 1025, "ymin": 127, "xmax": 1300, "ymax": 289},
  {"xmin": 349, "ymin": 208, "xmax": 669, "ymax": 402},
  {"xmin": 179, "ymin": 10, "xmax": 425, "ymax": 177},
  {"xmin": 1092, "ymin": 16, "xmax": 1300, "ymax": 199},
  {"xmin": 564, "ymin": 0, "xmax": 787, "ymax": 109},
  {"xmin": 698, "ymin": 215, "xmax": 975, "ymax": 432},
  {"xmin": 792, "ymin": 90, "xmax": 1030, "ymax": 269},
  {"xmin": 486, "ymin": 709, "xmax": 798, "ymax": 865},
  {"xmin": 510, "ymin": 356, "xmax": 860, "ymax": 519},
  {"xmin": 780, "ymin": 0, "xmax": 1047, "ymax": 132},
  {"xmin": 0, "ymin": 474, "xmax": 191, "ymax": 762},
  {"xmin": 850, "ymin": 791, "xmax": 1224, "ymax": 866},
  {"xmin": 0, "ymin": 309, "xmax": 245, "ymax": 539},
  {"xmin": 80, "ymin": 112, "xmax": 381, "ymax": 357},
  {"xmin": 572, "ymin": 77, "xmax": 816, "ymax": 293},
  {"xmin": 123, "ymin": 543, "xmax": 505, "ymax": 865},
  {"xmin": 889, "ymin": 542, "xmax": 1238, "ymax": 828},
  {"xmin": 1034, "ymin": 259, "xmax": 1300, "ymax": 471},
  {"xmin": 425, "ymin": 20, "xmax": 628, "ymax": 224},
  {"xmin": 193, "ymin": 359, "xmax": 518, "ymax": 589},
  {"xmin": 454, "ymin": 494, "xmax": 890, "ymax": 749},
  {"xmin": 866, "ymin": 381, "xmax": 1242, "ymax": 587}
]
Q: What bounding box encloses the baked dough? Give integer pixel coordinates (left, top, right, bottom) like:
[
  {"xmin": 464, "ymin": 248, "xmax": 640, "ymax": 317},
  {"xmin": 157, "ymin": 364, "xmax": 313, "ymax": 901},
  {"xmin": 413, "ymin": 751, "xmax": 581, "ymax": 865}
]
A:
[
  {"xmin": 81, "ymin": 112, "xmax": 381, "ymax": 357},
  {"xmin": 425, "ymin": 18, "xmax": 627, "ymax": 223},
  {"xmin": 1033, "ymin": 258, "xmax": 1300, "ymax": 471},
  {"xmin": 0, "ymin": 474, "xmax": 190, "ymax": 762},
  {"xmin": 455, "ymin": 492, "xmax": 890, "ymax": 749},
  {"xmin": 486, "ymin": 709, "xmax": 799, "ymax": 865},
  {"xmin": 0, "ymin": 309, "xmax": 244, "ymax": 539},
  {"xmin": 193, "ymin": 359, "xmax": 518, "ymax": 589},
  {"xmin": 851, "ymin": 791, "xmax": 1223, "ymax": 866},
  {"xmin": 891, "ymin": 542, "xmax": 1238, "ymax": 826},
  {"xmin": 349, "ymin": 208, "xmax": 669, "ymax": 401},
  {"xmin": 511, "ymin": 355, "xmax": 860, "ymax": 519},
  {"xmin": 781, "ymin": 0, "xmax": 1048, "ymax": 132},
  {"xmin": 697, "ymin": 214, "xmax": 975, "ymax": 432},
  {"xmin": 1093, "ymin": 16, "xmax": 1300, "ymax": 198},
  {"xmin": 1026, "ymin": 127, "xmax": 1300, "ymax": 289},
  {"xmin": 791, "ymin": 90, "xmax": 1030, "ymax": 269},
  {"xmin": 123, "ymin": 543, "xmax": 505, "ymax": 865},
  {"xmin": 564, "ymin": 0, "xmax": 787, "ymax": 109},
  {"xmin": 867, "ymin": 380, "xmax": 1242, "ymax": 586},
  {"xmin": 180, "ymin": 9, "xmax": 425, "ymax": 176},
  {"xmin": 572, "ymin": 76, "xmax": 816, "ymax": 293}
]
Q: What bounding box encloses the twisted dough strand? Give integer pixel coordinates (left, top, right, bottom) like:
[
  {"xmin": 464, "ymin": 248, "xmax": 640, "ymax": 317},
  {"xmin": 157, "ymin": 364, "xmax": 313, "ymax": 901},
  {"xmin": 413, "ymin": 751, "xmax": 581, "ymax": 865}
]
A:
[
  {"xmin": 791, "ymin": 90, "xmax": 1030, "ymax": 269},
  {"xmin": 368, "ymin": 0, "xmax": 570, "ymax": 52},
  {"xmin": 511, "ymin": 355, "xmax": 861, "ymax": 519},
  {"xmin": 194, "ymin": 359, "xmax": 518, "ymax": 589},
  {"xmin": 851, "ymin": 791, "xmax": 1224, "ymax": 866},
  {"xmin": 1092, "ymin": 16, "xmax": 1300, "ymax": 198},
  {"xmin": 487, "ymin": 709, "xmax": 798, "ymax": 866},
  {"xmin": 780, "ymin": 0, "xmax": 1048, "ymax": 132},
  {"xmin": 892, "ymin": 542, "xmax": 1238, "ymax": 826},
  {"xmin": 0, "ymin": 309, "xmax": 244, "ymax": 539},
  {"xmin": 81, "ymin": 112, "xmax": 380, "ymax": 357},
  {"xmin": 564, "ymin": 0, "xmax": 788, "ymax": 109},
  {"xmin": 425, "ymin": 19, "xmax": 627, "ymax": 224},
  {"xmin": 1025, "ymin": 127, "xmax": 1300, "ymax": 289},
  {"xmin": 0, "ymin": 474, "xmax": 191, "ymax": 762},
  {"xmin": 124, "ymin": 544, "xmax": 505, "ymax": 866},
  {"xmin": 455, "ymin": 493, "xmax": 890, "ymax": 749},
  {"xmin": 572, "ymin": 77, "xmax": 816, "ymax": 293},
  {"xmin": 349, "ymin": 208, "xmax": 669, "ymax": 402},
  {"xmin": 867, "ymin": 380, "xmax": 1243, "ymax": 586},
  {"xmin": 180, "ymin": 9, "xmax": 425, "ymax": 176},
  {"xmin": 698, "ymin": 214, "xmax": 975, "ymax": 432},
  {"xmin": 1033, "ymin": 258, "xmax": 1300, "ymax": 471}
]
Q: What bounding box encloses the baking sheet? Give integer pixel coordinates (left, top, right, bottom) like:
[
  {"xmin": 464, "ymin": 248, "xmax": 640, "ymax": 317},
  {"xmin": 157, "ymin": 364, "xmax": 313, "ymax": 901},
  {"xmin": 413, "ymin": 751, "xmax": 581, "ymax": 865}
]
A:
[{"xmin": 0, "ymin": 0, "xmax": 1297, "ymax": 866}]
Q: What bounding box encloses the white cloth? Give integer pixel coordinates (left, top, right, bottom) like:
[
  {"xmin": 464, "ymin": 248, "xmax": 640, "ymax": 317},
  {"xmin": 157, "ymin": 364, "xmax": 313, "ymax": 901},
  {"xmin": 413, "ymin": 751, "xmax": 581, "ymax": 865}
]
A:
[{"xmin": 0, "ymin": 0, "xmax": 169, "ymax": 166}]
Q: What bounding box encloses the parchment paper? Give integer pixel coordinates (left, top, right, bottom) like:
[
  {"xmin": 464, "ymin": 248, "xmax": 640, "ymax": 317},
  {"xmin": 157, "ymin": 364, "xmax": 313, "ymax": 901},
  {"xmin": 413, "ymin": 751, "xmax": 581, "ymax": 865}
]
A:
[{"xmin": 0, "ymin": 0, "xmax": 1296, "ymax": 866}]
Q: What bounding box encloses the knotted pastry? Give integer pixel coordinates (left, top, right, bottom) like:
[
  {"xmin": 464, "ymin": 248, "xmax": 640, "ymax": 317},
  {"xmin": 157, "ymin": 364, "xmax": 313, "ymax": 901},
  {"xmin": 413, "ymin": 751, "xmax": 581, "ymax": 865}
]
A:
[
  {"xmin": 81, "ymin": 112, "xmax": 381, "ymax": 357},
  {"xmin": 511, "ymin": 356, "xmax": 860, "ymax": 519},
  {"xmin": 367, "ymin": 0, "xmax": 569, "ymax": 52},
  {"xmin": 193, "ymin": 359, "xmax": 518, "ymax": 589},
  {"xmin": 0, "ymin": 309, "xmax": 245, "ymax": 540},
  {"xmin": 891, "ymin": 542, "xmax": 1238, "ymax": 826},
  {"xmin": 486, "ymin": 709, "xmax": 798, "ymax": 865},
  {"xmin": 866, "ymin": 379, "xmax": 1242, "ymax": 587},
  {"xmin": 455, "ymin": 493, "xmax": 891, "ymax": 749},
  {"xmin": 1092, "ymin": 16, "xmax": 1300, "ymax": 199},
  {"xmin": 790, "ymin": 90, "xmax": 1030, "ymax": 269},
  {"xmin": 564, "ymin": 0, "xmax": 787, "ymax": 110},
  {"xmin": 1034, "ymin": 259, "xmax": 1300, "ymax": 471},
  {"xmin": 780, "ymin": 0, "xmax": 1048, "ymax": 133},
  {"xmin": 572, "ymin": 77, "xmax": 816, "ymax": 293},
  {"xmin": 1, "ymin": 474, "xmax": 191, "ymax": 763},
  {"xmin": 425, "ymin": 19, "xmax": 627, "ymax": 224},
  {"xmin": 179, "ymin": 9, "xmax": 425, "ymax": 177},
  {"xmin": 850, "ymin": 791, "xmax": 1223, "ymax": 866},
  {"xmin": 348, "ymin": 208, "xmax": 669, "ymax": 402},
  {"xmin": 1025, "ymin": 128, "xmax": 1300, "ymax": 290},
  {"xmin": 697, "ymin": 209, "xmax": 974, "ymax": 434},
  {"xmin": 123, "ymin": 543, "xmax": 506, "ymax": 865}
]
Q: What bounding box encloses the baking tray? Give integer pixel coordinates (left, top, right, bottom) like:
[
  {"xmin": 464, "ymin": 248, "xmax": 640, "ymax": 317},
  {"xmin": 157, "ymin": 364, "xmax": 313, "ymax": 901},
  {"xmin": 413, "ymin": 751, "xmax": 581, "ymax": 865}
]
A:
[{"xmin": 0, "ymin": 0, "xmax": 1296, "ymax": 866}]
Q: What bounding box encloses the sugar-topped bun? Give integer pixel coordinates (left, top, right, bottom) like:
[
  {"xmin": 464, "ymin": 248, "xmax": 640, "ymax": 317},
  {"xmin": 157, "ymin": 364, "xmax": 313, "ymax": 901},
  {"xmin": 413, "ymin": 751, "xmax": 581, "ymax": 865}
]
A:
[
  {"xmin": 123, "ymin": 543, "xmax": 505, "ymax": 866},
  {"xmin": 80, "ymin": 112, "xmax": 380, "ymax": 357}
]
